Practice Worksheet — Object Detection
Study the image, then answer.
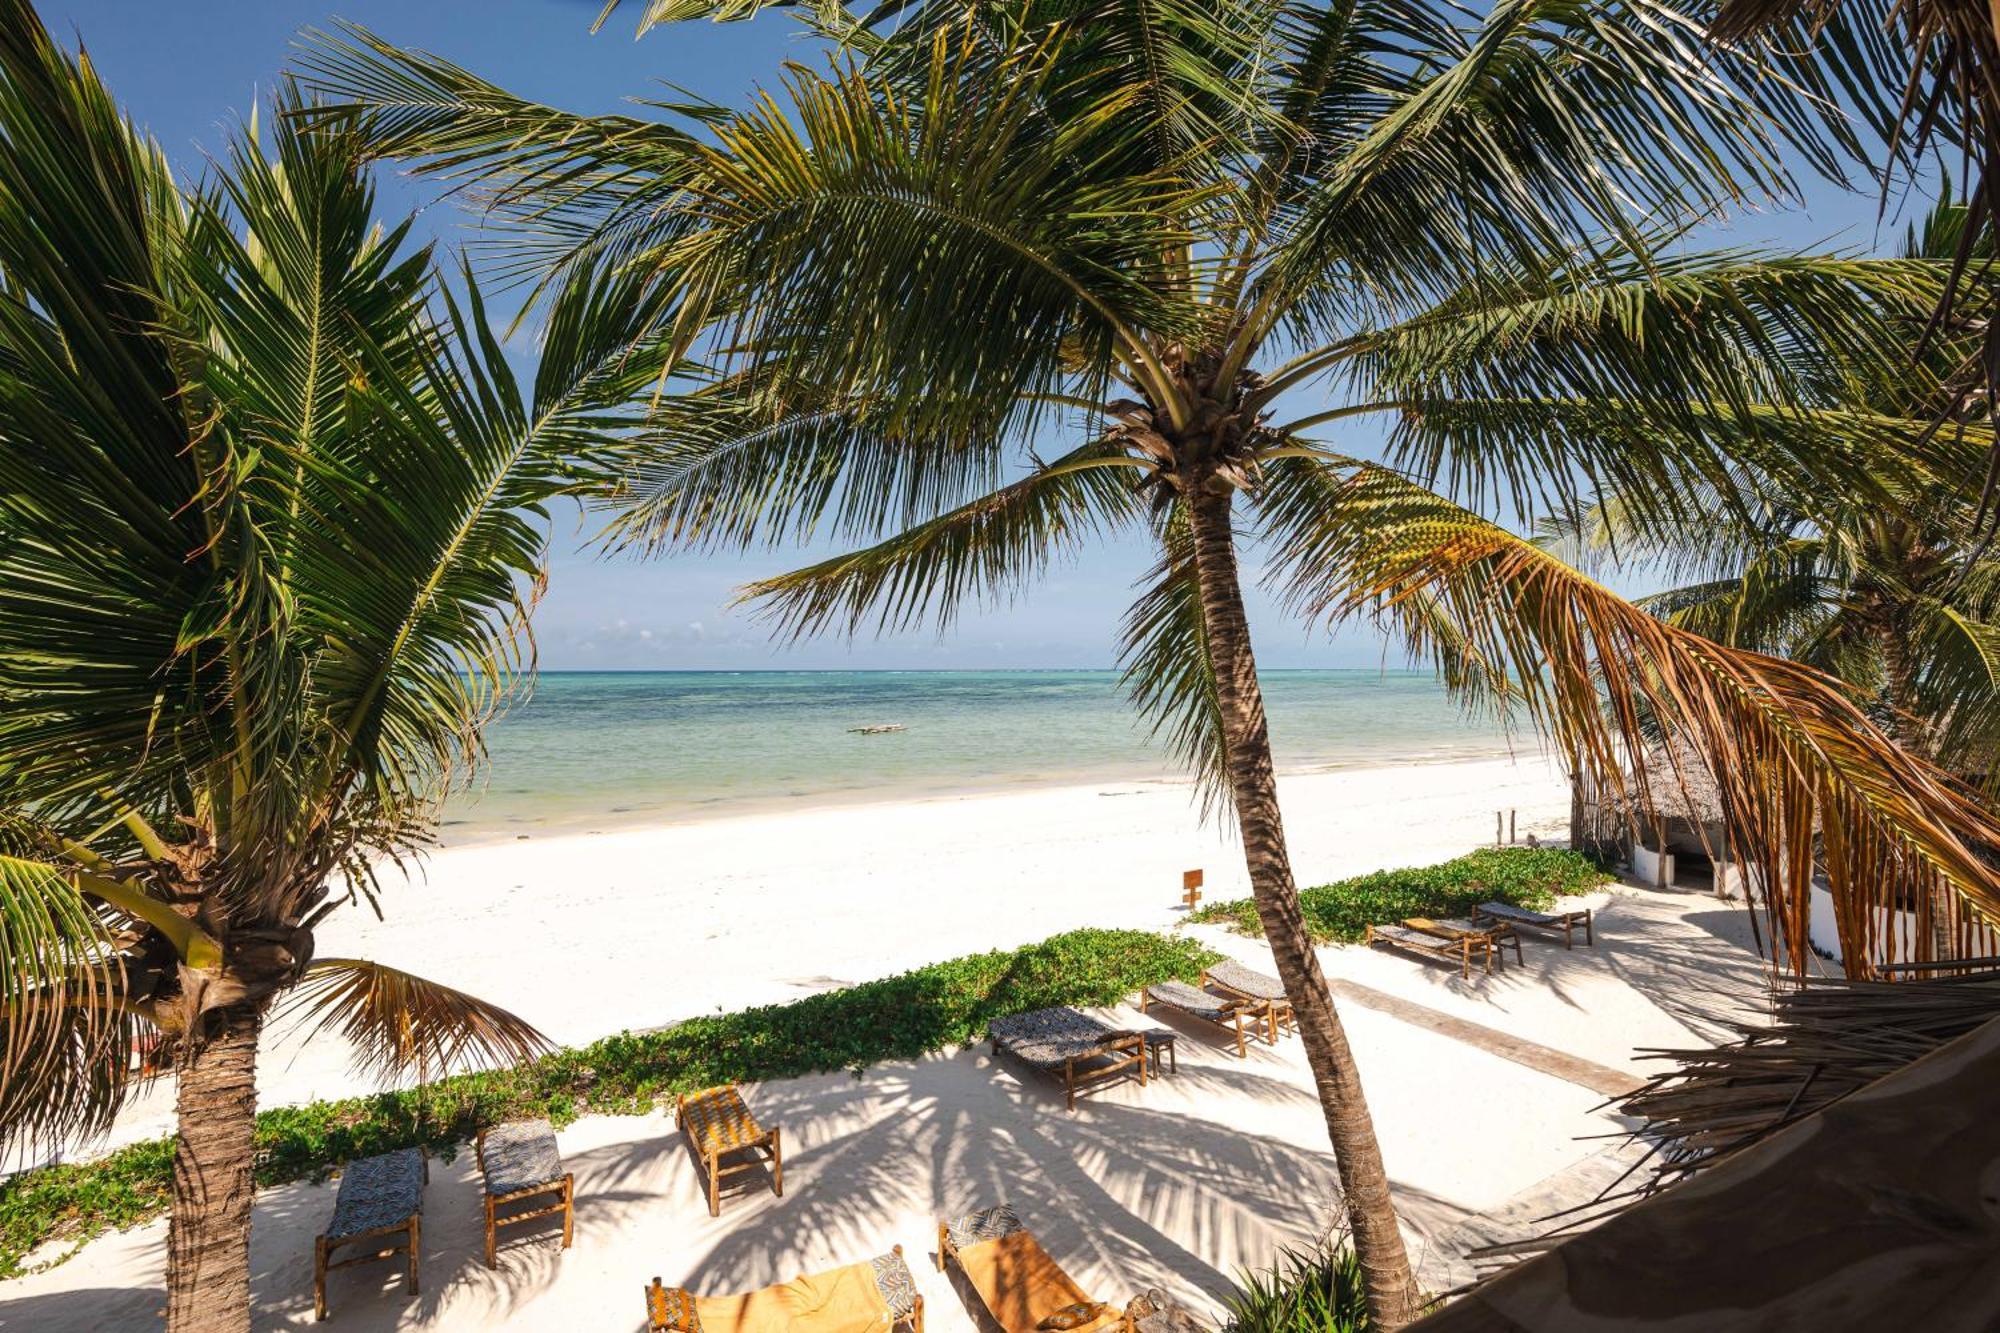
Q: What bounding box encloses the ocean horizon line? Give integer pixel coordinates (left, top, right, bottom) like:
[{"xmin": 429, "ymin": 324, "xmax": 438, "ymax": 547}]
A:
[{"xmin": 527, "ymin": 665, "xmax": 1435, "ymax": 676}]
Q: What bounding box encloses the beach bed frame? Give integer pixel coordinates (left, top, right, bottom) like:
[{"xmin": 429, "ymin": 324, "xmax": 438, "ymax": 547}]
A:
[
  {"xmin": 312, "ymin": 1146, "xmax": 426, "ymax": 1321},
  {"xmin": 1365, "ymin": 922, "xmax": 1492, "ymax": 979},
  {"xmin": 937, "ymin": 1206, "xmax": 1131, "ymax": 1333},
  {"xmin": 1203, "ymin": 960, "xmax": 1296, "ymax": 1040},
  {"xmin": 1139, "ymin": 979, "xmax": 1275, "ymax": 1056},
  {"xmin": 645, "ymin": 1246, "xmax": 923, "ymax": 1332},
  {"xmin": 1473, "ymin": 900, "xmax": 1594, "ymax": 948},
  {"xmin": 477, "ymin": 1118, "xmax": 574, "ymax": 1268},
  {"xmin": 678, "ymin": 1084, "xmax": 783, "ymax": 1217},
  {"xmin": 988, "ymin": 1007, "xmax": 1147, "ymax": 1111}
]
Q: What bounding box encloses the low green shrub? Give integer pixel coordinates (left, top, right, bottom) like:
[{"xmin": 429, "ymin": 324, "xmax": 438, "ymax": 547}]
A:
[
  {"xmin": 1190, "ymin": 847, "xmax": 1610, "ymax": 944},
  {"xmin": 0, "ymin": 927, "xmax": 1215, "ymax": 1278},
  {"xmin": 1224, "ymin": 1243, "xmax": 1373, "ymax": 1331}
]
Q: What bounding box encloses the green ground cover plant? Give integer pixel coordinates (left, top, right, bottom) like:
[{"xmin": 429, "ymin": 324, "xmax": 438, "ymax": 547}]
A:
[
  {"xmin": 0, "ymin": 927, "xmax": 1214, "ymax": 1278},
  {"xmin": 1190, "ymin": 848, "xmax": 1611, "ymax": 945}
]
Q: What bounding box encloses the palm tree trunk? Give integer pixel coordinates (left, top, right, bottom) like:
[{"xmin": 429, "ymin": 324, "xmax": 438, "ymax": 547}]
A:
[
  {"xmin": 1184, "ymin": 485, "xmax": 1423, "ymax": 1328},
  {"xmin": 166, "ymin": 1004, "xmax": 264, "ymax": 1333}
]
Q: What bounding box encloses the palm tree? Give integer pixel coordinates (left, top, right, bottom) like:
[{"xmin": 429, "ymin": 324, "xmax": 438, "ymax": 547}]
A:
[
  {"xmin": 1693, "ymin": 0, "xmax": 2000, "ymax": 515},
  {"xmin": 0, "ymin": 6, "xmax": 657, "ymax": 1329},
  {"xmin": 303, "ymin": 3, "xmax": 2000, "ymax": 1323},
  {"xmin": 1546, "ymin": 197, "xmax": 2000, "ymax": 960}
]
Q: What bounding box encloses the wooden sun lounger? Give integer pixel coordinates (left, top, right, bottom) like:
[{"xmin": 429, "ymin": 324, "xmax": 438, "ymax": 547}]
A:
[
  {"xmin": 988, "ymin": 1007, "xmax": 1148, "ymax": 1111},
  {"xmin": 678, "ymin": 1084, "xmax": 782, "ymax": 1217},
  {"xmin": 477, "ymin": 1118, "xmax": 574, "ymax": 1268},
  {"xmin": 1203, "ymin": 960, "xmax": 1296, "ymax": 1041},
  {"xmin": 1407, "ymin": 916, "xmax": 1523, "ymax": 969},
  {"xmin": 645, "ymin": 1246, "xmax": 923, "ymax": 1332},
  {"xmin": 1138, "ymin": 979, "xmax": 1272, "ymax": 1056},
  {"xmin": 313, "ymin": 1147, "xmax": 425, "ymax": 1321},
  {"xmin": 1473, "ymin": 900, "xmax": 1594, "ymax": 948},
  {"xmin": 1365, "ymin": 922, "xmax": 1489, "ymax": 979},
  {"xmin": 936, "ymin": 1206, "xmax": 1131, "ymax": 1333}
]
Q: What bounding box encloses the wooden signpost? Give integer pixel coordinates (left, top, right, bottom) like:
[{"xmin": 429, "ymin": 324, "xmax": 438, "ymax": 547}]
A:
[{"xmin": 1181, "ymin": 868, "xmax": 1203, "ymax": 910}]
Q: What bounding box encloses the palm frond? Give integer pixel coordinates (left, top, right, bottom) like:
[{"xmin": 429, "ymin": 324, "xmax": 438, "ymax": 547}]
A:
[
  {"xmin": 277, "ymin": 958, "xmax": 551, "ymax": 1084},
  {"xmin": 1118, "ymin": 508, "xmax": 1229, "ymax": 814},
  {"xmin": 1266, "ymin": 0, "xmax": 1856, "ymax": 325},
  {"xmin": 0, "ymin": 853, "xmax": 140, "ymax": 1147},
  {"xmin": 739, "ymin": 439, "xmax": 1145, "ymax": 638},
  {"xmin": 1262, "ymin": 456, "xmax": 2000, "ymax": 973},
  {"xmin": 294, "ymin": 22, "xmax": 706, "ymax": 293}
]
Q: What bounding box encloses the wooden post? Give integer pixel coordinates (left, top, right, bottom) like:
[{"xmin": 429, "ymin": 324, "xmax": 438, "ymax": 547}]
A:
[
  {"xmin": 1181, "ymin": 868, "xmax": 1203, "ymax": 910},
  {"xmin": 1496, "ymin": 811, "xmax": 1503, "ymax": 846},
  {"xmin": 1509, "ymin": 809, "xmax": 1517, "ymax": 844}
]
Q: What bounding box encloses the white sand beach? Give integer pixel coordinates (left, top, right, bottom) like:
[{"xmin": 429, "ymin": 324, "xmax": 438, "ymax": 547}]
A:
[
  {"xmin": 84, "ymin": 755, "xmax": 1580, "ymax": 1152},
  {"xmin": 1, "ymin": 754, "xmax": 1784, "ymax": 1330}
]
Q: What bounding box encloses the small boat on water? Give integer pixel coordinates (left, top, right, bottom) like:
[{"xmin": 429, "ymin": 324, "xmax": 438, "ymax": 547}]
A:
[{"xmin": 848, "ymin": 723, "xmax": 906, "ymax": 735}]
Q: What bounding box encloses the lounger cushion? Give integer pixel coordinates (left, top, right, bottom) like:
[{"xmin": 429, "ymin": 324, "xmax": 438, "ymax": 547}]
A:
[
  {"xmin": 681, "ymin": 1086, "xmax": 767, "ymax": 1155},
  {"xmin": 650, "ymin": 1285, "xmax": 703, "ymax": 1332},
  {"xmin": 1144, "ymin": 980, "xmax": 1236, "ymax": 1024},
  {"xmin": 1204, "ymin": 960, "xmax": 1286, "ymax": 1002},
  {"xmin": 989, "ymin": 1008, "xmax": 1126, "ymax": 1069},
  {"xmin": 693, "ymin": 1260, "xmax": 891, "ymax": 1333},
  {"xmin": 956, "ymin": 1230, "xmax": 1123, "ymax": 1333},
  {"xmin": 1476, "ymin": 901, "xmax": 1582, "ymax": 927},
  {"xmin": 326, "ymin": 1147, "xmax": 424, "ymax": 1241},
  {"xmin": 482, "ymin": 1119, "xmax": 563, "ymax": 1194},
  {"xmin": 945, "ymin": 1203, "xmax": 1024, "ymax": 1250}
]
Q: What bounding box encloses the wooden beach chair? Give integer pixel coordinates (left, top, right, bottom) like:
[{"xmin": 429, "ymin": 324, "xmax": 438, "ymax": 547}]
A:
[
  {"xmin": 987, "ymin": 1007, "xmax": 1148, "ymax": 1111},
  {"xmin": 1473, "ymin": 900, "xmax": 1595, "ymax": 948},
  {"xmin": 936, "ymin": 1205, "xmax": 1132, "ymax": 1333},
  {"xmin": 1138, "ymin": 979, "xmax": 1269, "ymax": 1057},
  {"xmin": 1202, "ymin": 960, "xmax": 1296, "ymax": 1041},
  {"xmin": 645, "ymin": 1246, "xmax": 923, "ymax": 1332},
  {"xmin": 1365, "ymin": 922, "xmax": 1489, "ymax": 979},
  {"xmin": 477, "ymin": 1118, "xmax": 574, "ymax": 1268},
  {"xmin": 312, "ymin": 1146, "xmax": 425, "ymax": 1320},
  {"xmin": 1406, "ymin": 916, "xmax": 1523, "ymax": 969},
  {"xmin": 678, "ymin": 1083, "xmax": 783, "ymax": 1217}
]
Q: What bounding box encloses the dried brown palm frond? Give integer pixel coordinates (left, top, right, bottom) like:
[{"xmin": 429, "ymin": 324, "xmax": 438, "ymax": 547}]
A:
[
  {"xmin": 1616, "ymin": 971, "xmax": 2000, "ymax": 1192},
  {"xmin": 277, "ymin": 959, "xmax": 552, "ymax": 1085},
  {"xmin": 1263, "ymin": 456, "xmax": 2000, "ymax": 975}
]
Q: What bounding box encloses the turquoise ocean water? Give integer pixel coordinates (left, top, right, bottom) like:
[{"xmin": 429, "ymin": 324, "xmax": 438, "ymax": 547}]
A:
[{"xmin": 441, "ymin": 670, "xmax": 1523, "ymax": 843}]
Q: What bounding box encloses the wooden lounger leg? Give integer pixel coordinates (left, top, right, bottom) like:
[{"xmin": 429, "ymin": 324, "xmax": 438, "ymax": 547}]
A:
[
  {"xmin": 1461, "ymin": 940, "xmax": 1472, "ymax": 980},
  {"xmin": 770, "ymin": 1127, "xmax": 783, "ymax": 1197},
  {"xmin": 1064, "ymin": 1056, "xmax": 1078, "ymax": 1112},
  {"xmin": 1234, "ymin": 1011, "xmax": 1248, "ymax": 1058},
  {"xmin": 707, "ymin": 1149, "xmax": 721, "ymax": 1216},
  {"xmin": 935, "ymin": 1223, "xmax": 949, "ymax": 1271},
  {"xmin": 314, "ymin": 1234, "xmax": 330, "ymax": 1321},
  {"xmin": 1585, "ymin": 909, "xmax": 1594, "ymax": 945},
  {"xmin": 408, "ymin": 1213, "xmax": 421, "ymax": 1294},
  {"xmin": 911, "ymin": 1292, "xmax": 925, "ymax": 1333},
  {"xmin": 484, "ymin": 1193, "xmax": 497, "ymax": 1268},
  {"xmin": 561, "ymin": 1173, "xmax": 575, "ymax": 1249}
]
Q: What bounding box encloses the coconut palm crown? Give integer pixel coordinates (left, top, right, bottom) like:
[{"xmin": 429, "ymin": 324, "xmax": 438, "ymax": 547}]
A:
[
  {"xmin": 0, "ymin": 6, "xmax": 659, "ymax": 1328},
  {"xmin": 302, "ymin": 1, "xmax": 2000, "ymax": 1324}
]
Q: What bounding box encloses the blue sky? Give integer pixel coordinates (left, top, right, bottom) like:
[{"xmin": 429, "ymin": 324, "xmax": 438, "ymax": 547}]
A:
[{"xmin": 48, "ymin": 1, "xmax": 1907, "ymax": 670}]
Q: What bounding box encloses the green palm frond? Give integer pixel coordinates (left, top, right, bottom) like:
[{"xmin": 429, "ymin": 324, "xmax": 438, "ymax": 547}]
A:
[
  {"xmin": 740, "ymin": 439, "xmax": 1146, "ymax": 638},
  {"xmin": 1118, "ymin": 509, "xmax": 1229, "ymax": 814},
  {"xmin": 294, "ymin": 22, "xmax": 707, "ymax": 293},
  {"xmin": 278, "ymin": 958, "xmax": 551, "ymax": 1084},
  {"xmin": 0, "ymin": 852, "xmax": 140, "ymax": 1146},
  {"xmin": 1262, "ymin": 456, "xmax": 2000, "ymax": 971},
  {"xmin": 1265, "ymin": 0, "xmax": 1854, "ymax": 325}
]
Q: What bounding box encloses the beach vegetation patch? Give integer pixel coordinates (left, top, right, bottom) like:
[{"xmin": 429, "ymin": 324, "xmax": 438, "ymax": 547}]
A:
[
  {"xmin": 0, "ymin": 927, "xmax": 1213, "ymax": 1278},
  {"xmin": 1189, "ymin": 848, "xmax": 1610, "ymax": 945}
]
